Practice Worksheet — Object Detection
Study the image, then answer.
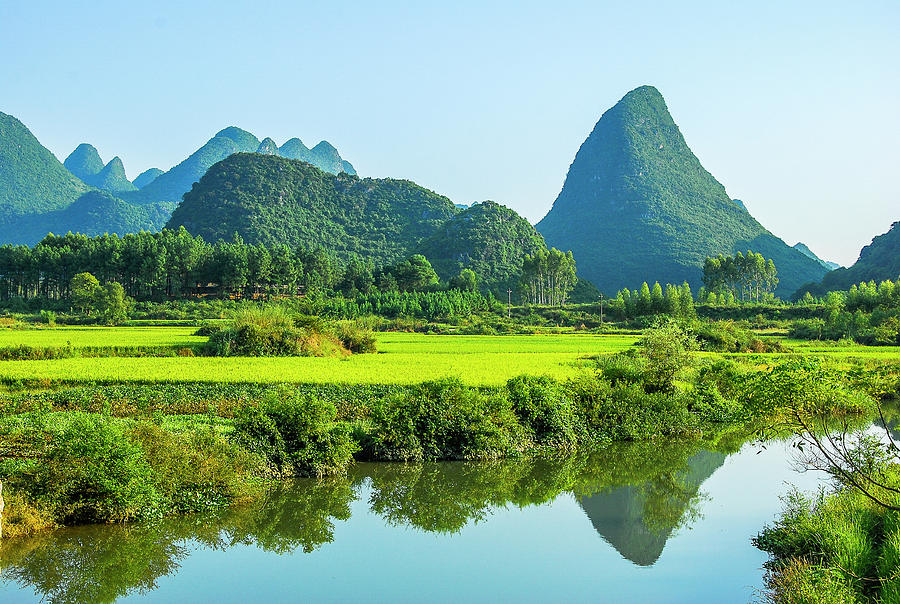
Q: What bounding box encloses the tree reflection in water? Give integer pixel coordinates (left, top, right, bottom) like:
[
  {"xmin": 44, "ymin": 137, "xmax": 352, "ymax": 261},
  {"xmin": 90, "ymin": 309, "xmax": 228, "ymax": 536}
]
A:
[{"xmin": 1, "ymin": 437, "xmax": 739, "ymax": 603}]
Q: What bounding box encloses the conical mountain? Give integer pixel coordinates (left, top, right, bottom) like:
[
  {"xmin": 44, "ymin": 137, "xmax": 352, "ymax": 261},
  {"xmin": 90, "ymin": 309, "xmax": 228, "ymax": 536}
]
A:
[
  {"xmin": 415, "ymin": 200, "xmax": 547, "ymax": 293},
  {"xmin": 257, "ymin": 137, "xmax": 279, "ymax": 155},
  {"xmin": 278, "ymin": 137, "xmax": 309, "ymax": 159},
  {"xmin": 64, "ymin": 143, "xmax": 104, "ymax": 182},
  {"xmin": 0, "ymin": 111, "xmax": 90, "ymax": 222},
  {"xmin": 132, "ymin": 167, "xmax": 163, "ymax": 189},
  {"xmin": 166, "ymin": 153, "xmax": 456, "ymax": 266},
  {"xmin": 536, "ymin": 86, "xmax": 827, "ymax": 296},
  {"xmin": 92, "ymin": 156, "xmax": 137, "ymax": 193},
  {"xmin": 793, "ymin": 242, "xmax": 839, "ymax": 271}
]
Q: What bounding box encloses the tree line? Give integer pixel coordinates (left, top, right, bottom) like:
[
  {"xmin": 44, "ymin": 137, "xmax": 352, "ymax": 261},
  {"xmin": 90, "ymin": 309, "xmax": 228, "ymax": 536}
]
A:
[
  {"xmin": 519, "ymin": 248, "xmax": 577, "ymax": 306},
  {"xmin": 610, "ymin": 282, "xmax": 696, "ymax": 320},
  {"xmin": 702, "ymin": 251, "xmax": 778, "ymax": 302},
  {"xmin": 0, "ymin": 230, "xmax": 482, "ymax": 303}
]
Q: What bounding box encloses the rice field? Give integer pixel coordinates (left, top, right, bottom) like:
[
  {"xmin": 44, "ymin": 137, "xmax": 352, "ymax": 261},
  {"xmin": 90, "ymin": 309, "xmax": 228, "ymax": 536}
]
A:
[
  {"xmin": 0, "ymin": 329, "xmax": 639, "ymax": 387},
  {"xmin": 1, "ymin": 326, "xmax": 898, "ymax": 388}
]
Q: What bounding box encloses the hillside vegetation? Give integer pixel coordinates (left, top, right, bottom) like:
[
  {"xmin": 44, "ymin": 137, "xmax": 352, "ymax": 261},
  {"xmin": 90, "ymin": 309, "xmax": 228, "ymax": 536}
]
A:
[
  {"xmin": 536, "ymin": 86, "xmax": 827, "ymax": 296},
  {"xmin": 166, "ymin": 153, "xmax": 458, "ymax": 266}
]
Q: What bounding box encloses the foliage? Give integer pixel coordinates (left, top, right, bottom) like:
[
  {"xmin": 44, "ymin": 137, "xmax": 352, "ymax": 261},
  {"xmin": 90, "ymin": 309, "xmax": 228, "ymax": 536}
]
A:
[
  {"xmin": 416, "ymin": 200, "xmax": 548, "ymax": 295},
  {"xmin": 166, "ymin": 153, "xmax": 458, "ymax": 268},
  {"xmin": 368, "ymin": 378, "xmax": 519, "ymax": 461},
  {"xmin": 534, "ymin": 86, "xmax": 827, "ymax": 297},
  {"xmin": 702, "ymin": 250, "xmax": 779, "ymax": 302},
  {"xmin": 805, "ymin": 221, "xmax": 900, "ymax": 296},
  {"xmin": 520, "ymin": 247, "xmax": 577, "ymax": 306},
  {"xmin": 638, "ymin": 319, "xmax": 697, "ymax": 393},
  {"xmin": 232, "ymin": 389, "xmax": 357, "ymax": 476},
  {"xmin": 205, "ymin": 307, "xmax": 348, "ymax": 357}
]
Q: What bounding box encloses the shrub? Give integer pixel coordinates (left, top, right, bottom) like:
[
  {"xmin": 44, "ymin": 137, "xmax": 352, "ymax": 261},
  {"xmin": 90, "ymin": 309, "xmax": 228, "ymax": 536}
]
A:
[
  {"xmin": 333, "ymin": 321, "xmax": 378, "ymax": 354},
  {"xmin": 232, "ymin": 390, "xmax": 357, "ymax": 477},
  {"xmin": 370, "ymin": 378, "xmax": 519, "ymax": 461},
  {"xmin": 21, "ymin": 414, "xmax": 160, "ymax": 523},
  {"xmin": 506, "ymin": 375, "xmax": 578, "ymax": 446},
  {"xmin": 596, "ymin": 351, "xmax": 645, "ymax": 387},
  {"xmin": 638, "ymin": 319, "xmax": 697, "ymax": 393},
  {"xmin": 39, "ymin": 310, "xmax": 56, "ymax": 326},
  {"xmin": 205, "ymin": 308, "xmax": 348, "ymax": 357}
]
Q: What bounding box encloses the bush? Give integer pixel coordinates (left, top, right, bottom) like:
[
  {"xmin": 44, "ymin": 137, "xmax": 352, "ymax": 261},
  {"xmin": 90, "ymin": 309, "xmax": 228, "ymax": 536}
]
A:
[
  {"xmin": 506, "ymin": 375, "xmax": 578, "ymax": 446},
  {"xmin": 333, "ymin": 321, "xmax": 377, "ymax": 354},
  {"xmin": 206, "ymin": 308, "xmax": 347, "ymax": 357},
  {"xmin": 369, "ymin": 378, "xmax": 519, "ymax": 461},
  {"xmin": 21, "ymin": 414, "xmax": 160, "ymax": 523},
  {"xmin": 232, "ymin": 390, "xmax": 357, "ymax": 477},
  {"xmin": 639, "ymin": 319, "xmax": 696, "ymax": 393}
]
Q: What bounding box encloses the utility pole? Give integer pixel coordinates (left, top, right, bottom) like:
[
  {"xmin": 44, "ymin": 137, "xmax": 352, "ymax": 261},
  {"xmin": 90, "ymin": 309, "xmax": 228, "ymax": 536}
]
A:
[
  {"xmin": 507, "ymin": 289, "xmax": 512, "ymax": 319},
  {"xmin": 598, "ymin": 293, "xmax": 604, "ymax": 328}
]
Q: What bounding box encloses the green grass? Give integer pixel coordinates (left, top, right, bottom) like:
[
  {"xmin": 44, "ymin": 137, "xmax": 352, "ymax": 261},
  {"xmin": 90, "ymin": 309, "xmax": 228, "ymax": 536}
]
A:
[
  {"xmin": 0, "ymin": 326, "xmax": 203, "ymax": 349},
  {"xmin": 0, "ymin": 331, "xmax": 639, "ymax": 387}
]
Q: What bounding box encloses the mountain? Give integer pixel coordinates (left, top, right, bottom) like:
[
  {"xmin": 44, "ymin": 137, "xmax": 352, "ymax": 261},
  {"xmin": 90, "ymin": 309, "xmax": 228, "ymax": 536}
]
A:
[
  {"xmin": 803, "ymin": 221, "xmax": 900, "ymax": 294},
  {"xmin": 0, "ymin": 111, "xmax": 90, "ymax": 222},
  {"xmin": 257, "ymin": 137, "xmax": 279, "ymax": 155},
  {"xmin": 415, "ymin": 200, "xmax": 547, "ymax": 292},
  {"xmin": 63, "ymin": 143, "xmax": 104, "ymax": 183},
  {"xmin": 132, "ymin": 168, "xmax": 164, "ymax": 189},
  {"xmin": 166, "ymin": 153, "xmax": 457, "ymax": 266},
  {"xmin": 127, "ymin": 127, "xmax": 261, "ymax": 205},
  {"xmin": 6, "ymin": 191, "xmax": 172, "ymax": 244},
  {"xmin": 128, "ymin": 128, "xmax": 358, "ymax": 207},
  {"xmin": 793, "ymin": 242, "xmax": 839, "ymax": 271},
  {"xmin": 91, "ymin": 157, "xmax": 137, "ymax": 193},
  {"xmin": 535, "ymin": 86, "xmax": 827, "ymax": 296}
]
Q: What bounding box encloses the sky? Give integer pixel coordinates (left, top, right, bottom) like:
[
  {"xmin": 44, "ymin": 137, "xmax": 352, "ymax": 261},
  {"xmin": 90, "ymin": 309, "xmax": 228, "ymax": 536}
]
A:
[{"xmin": 1, "ymin": 0, "xmax": 897, "ymax": 266}]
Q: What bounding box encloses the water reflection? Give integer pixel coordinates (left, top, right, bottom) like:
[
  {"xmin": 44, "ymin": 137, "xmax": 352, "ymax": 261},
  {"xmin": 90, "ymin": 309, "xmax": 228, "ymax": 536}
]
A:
[{"xmin": 1, "ymin": 438, "xmax": 740, "ymax": 603}]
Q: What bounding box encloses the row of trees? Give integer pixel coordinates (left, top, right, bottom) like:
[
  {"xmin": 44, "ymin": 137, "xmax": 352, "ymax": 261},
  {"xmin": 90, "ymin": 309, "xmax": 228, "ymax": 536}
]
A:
[
  {"xmin": 519, "ymin": 248, "xmax": 577, "ymax": 306},
  {"xmin": 0, "ymin": 230, "xmax": 479, "ymax": 303},
  {"xmin": 610, "ymin": 282, "xmax": 696, "ymax": 320},
  {"xmin": 702, "ymin": 251, "xmax": 778, "ymax": 302}
]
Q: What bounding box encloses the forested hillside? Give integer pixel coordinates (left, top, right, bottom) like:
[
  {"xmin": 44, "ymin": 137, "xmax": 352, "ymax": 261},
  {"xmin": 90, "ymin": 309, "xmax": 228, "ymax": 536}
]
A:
[
  {"xmin": 801, "ymin": 221, "xmax": 900, "ymax": 295},
  {"xmin": 166, "ymin": 153, "xmax": 458, "ymax": 266},
  {"xmin": 0, "ymin": 111, "xmax": 90, "ymax": 222},
  {"xmin": 415, "ymin": 201, "xmax": 547, "ymax": 292},
  {"xmin": 535, "ymin": 86, "xmax": 827, "ymax": 296}
]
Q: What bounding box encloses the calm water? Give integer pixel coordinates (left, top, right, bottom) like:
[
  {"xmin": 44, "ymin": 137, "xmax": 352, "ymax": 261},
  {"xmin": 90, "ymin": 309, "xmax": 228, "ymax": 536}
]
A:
[{"xmin": 0, "ymin": 438, "xmax": 827, "ymax": 603}]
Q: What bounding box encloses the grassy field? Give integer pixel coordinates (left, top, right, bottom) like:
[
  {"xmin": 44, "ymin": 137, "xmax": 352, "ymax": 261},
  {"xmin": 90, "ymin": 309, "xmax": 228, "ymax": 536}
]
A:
[
  {"xmin": 2, "ymin": 326, "xmax": 899, "ymax": 388},
  {"xmin": 0, "ymin": 326, "xmax": 204, "ymax": 349},
  {"xmin": 0, "ymin": 330, "xmax": 639, "ymax": 387}
]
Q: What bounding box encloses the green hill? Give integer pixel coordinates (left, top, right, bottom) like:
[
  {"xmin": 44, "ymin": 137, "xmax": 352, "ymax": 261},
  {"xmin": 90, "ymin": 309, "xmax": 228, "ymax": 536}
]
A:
[
  {"xmin": 415, "ymin": 200, "xmax": 547, "ymax": 292},
  {"xmin": 535, "ymin": 86, "xmax": 827, "ymax": 296},
  {"xmin": 132, "ymin": 168, "xmax": 163, "ymax": 189},
  {"xmin": 3, "ymin": 191, "xmax": 172, "ymax": 244},
  {"xmin": 92, "ymin": 157, "xmax": 138, "ymax": 193},
  {"xmin": 0, "ymin": 111, "xmax": 90, "ymax": 222},
  {"xmin": 63, "ymin": 143, "xmax": 104, "ymax": 183},
  {"xmin": 166, "ymin": 153, "xmax": 457, "ymax": 266},
  {"xmin": 803, "ymin": 221, "xmax": 900, "ymax": 294}
]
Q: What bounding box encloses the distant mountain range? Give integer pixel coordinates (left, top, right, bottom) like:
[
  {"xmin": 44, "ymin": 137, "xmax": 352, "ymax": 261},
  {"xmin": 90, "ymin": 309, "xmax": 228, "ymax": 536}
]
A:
[
  {"xmin": 0, "ymin": 113, "xmax": 356, "ymax": 245},
  {"xmin": 535, "ymin": 86, "xmax": 828, "ymax": 297}
]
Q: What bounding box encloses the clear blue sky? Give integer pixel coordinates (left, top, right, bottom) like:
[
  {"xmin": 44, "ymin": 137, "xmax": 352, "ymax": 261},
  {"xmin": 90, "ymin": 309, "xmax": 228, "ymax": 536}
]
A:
[{"xmin": 2, "ymin": 0, "xmax": 897, "ymax": 266}]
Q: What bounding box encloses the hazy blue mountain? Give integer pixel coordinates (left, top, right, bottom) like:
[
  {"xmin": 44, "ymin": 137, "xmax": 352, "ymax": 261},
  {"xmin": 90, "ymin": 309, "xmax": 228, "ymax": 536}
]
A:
[
  {"xmin": 91, "ymin": 157, "xmax": 138, "ymax": 193},
  {"xmin": 257, "ymin": 137, "xmax": 279, "ymax": 155},
  {"xmin": 132, "ymin": 168, "xmax": 164, "ymax": 189},
  {"xmin": 793, "ymin": 242, "xmax": 840, "ymax": 271},
  {"xmin": 63, "ymin": 143, "xmax": 104, "ymax": 183},
  {"xmin": 535, "ymin": 86, "xmax": 827, "ymax": 296}
]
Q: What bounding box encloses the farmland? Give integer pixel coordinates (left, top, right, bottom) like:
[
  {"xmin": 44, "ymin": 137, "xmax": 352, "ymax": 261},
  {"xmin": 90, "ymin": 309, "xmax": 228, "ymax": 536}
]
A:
[{"xmin": 0, "ymin": 329, "xmax": 639, "ymax": 387}]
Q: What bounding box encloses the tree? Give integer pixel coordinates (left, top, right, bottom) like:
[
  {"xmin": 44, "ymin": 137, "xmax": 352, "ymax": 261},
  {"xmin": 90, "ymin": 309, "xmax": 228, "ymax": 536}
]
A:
[
  {"xmin": 70, "ymin": 272, "xmax": 100, "ymax": 315},
  {"xmin": 393, "ymin": 255, "xmax": 439, "ymax": 292},
  {"xmin": 450, "ymin": 269, "xmax": 479, "ymax": 292},
  {"xmin": 94, "ymin": 282, "xmax": 129, "ymax": 325},
  {"xmin": 638, "ymin": 319, "xmax": 697, "ymax": 393}
]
